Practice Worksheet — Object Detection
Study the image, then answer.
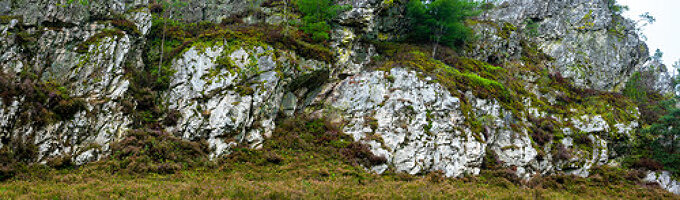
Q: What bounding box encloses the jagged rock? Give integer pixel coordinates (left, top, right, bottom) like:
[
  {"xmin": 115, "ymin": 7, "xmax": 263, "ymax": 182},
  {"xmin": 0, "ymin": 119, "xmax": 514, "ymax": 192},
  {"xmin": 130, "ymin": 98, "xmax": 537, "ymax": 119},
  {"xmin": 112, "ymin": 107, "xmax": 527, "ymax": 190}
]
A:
[
  {"xmin": 164, "ymin": 44, "xmax": 328, "ymax": 157},
  {"xmin": 472, "ymin": 0, "xmax": 650, "ymax": 92},
  {"xmin": 0, "ymin": 0, "xmax": 677, "ymax": 196},
  {"xmin": 326, "ymin": 68, "xmax": 485, "ymax": 177},
  {"xmin": 635, "ymin": 59, "xmax": 675, "ymax": 94},
  {"xmin": 0, "ymin": 34, "xmax": 133, "ymax": 162}
]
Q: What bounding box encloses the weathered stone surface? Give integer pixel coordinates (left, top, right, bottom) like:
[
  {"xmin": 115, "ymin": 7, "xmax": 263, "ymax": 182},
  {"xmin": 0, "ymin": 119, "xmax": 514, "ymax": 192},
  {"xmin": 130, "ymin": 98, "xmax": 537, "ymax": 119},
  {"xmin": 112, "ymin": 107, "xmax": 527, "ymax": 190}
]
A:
[
  {"xmin": 0, "ymin": 0, "xmax": 677, "ymax": 196},
  {"xmin": 471, "ymin": 0, "xmax": 650, "ymax": 92},
  {"xmin": 164, "ymin": 43, "xmax": 328, "ymax": 157},
  {"xmin": 326, "ymin": 68, "xmax": 485, "ymax": 177}
]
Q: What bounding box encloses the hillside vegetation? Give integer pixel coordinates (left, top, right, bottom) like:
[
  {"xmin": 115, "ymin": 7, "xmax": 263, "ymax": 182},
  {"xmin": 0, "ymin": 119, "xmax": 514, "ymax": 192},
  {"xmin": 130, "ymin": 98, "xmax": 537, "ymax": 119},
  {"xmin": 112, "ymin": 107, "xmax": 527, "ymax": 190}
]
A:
[
  {"xmin": 0, "ymin": 117, "xmax": 675, "ymax": 199},
  {"xmin": 0, "ymin": 0, "xmax": 679, "ymax": 198}
]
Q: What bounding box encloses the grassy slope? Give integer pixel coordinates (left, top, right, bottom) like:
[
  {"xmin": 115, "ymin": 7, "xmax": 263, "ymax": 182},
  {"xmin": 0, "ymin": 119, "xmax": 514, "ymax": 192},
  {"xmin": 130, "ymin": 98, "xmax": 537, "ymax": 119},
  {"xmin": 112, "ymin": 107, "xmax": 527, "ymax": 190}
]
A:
[
  {"xmin": 0, "ymin": 170, "xmax": 671, "ymax": 199},
  {"xmin": 0, "ymin": 118, "xmax": 675, "ymax": 199}
]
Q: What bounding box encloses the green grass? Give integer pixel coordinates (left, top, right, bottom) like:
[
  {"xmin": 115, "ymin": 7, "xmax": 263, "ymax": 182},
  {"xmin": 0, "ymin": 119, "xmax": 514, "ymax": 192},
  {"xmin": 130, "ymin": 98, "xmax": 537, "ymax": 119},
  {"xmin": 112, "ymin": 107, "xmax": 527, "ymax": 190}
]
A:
[{"xmin": 0, "ymin": 156, "xmax": 675, "ymax": 199}]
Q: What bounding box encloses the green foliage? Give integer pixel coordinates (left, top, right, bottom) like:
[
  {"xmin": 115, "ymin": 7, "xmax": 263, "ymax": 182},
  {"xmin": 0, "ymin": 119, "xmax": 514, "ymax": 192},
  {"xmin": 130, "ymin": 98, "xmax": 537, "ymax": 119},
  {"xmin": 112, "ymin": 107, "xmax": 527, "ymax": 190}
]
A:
[
  {"xmin": 623, "ymin": 71, "xmax": 666, "ymax": 125},
  {"xmin": 0, "ymin": 15, "xmax": 22, "ymax": 24},
  {"xmin": 296, "ymin": 0, "xmax": 346, "ymax": 42},
  {"xmin": 405, "ymin": 0, "xmax": 480, "ymax": 48},
  {"xmin": 524, "ymin": 18, "xmax": 540, "ymax": 37},
  {"xmin": 106, "ymin": 129, "xmax": 211, "ymax": 174},
  {"xmin": 0, "ymin": 135, "xmax": 38, "ymax": 181},
  {"xmin": 248, "ymin": 116, "xmax": 387, "ymax": 167},
  {"xmin": 62, "ymin": 0, "xmax": 89, "ymax": 6},
  {"xmin": 607, "ymin": 0, "xmax": 629, "ymax": 15},
  {"xmin": 653, "ymin": 49, "xmax": 664, "ymax": 62},
  {"xmin": 111, "ymin": 18, "xmax": 141, "ymax": 36},
  {"xmin": 0, "ymin": 71, "xmax": 87, "ymax": 126},
  {"xmin": 640, "ymin": 99, "xmax": 680, "ymax": 174}
]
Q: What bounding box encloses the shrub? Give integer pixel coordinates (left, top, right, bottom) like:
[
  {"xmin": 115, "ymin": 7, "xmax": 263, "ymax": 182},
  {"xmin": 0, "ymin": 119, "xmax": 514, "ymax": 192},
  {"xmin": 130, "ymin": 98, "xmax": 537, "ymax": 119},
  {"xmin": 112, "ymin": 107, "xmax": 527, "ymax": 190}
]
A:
[
  {"xmin": 342, "ymin": 142, "xmax": 388, "ymax": 166},
  {"xmin": 76, "ymin": 29, "xmax": 125, "ymax": 53},
  {"xmin": 481, "ymin": 149, "xmax": 502, "ymax": 170},
  {"xmin": 0, "ymin": 135, "xmax": 38, "ymax": 181},
  {"xmin": 607, "ymin": 0, "xmax": 629, "ymax": 15},
  {"xmin": 149, "ymin": 3, "xmax": 163, "ymax": 13},
  {"xmin": 107, "ymin": 129, "xmax": 211, "ymax": 174},
  {"xmin": 623, "ymin": 71, "xmax": 666, "ymax": 125},
  {"xmin": 642, "ymin": 104, "xmax": 680, "ymax": 174},
  {"xmin": 528, "ymin": 116, "xmax": 558, "ymax": 147},
  {"xmin": 111, "ymin": 19, "xmax": 140, "ymax": 35},
  {"xmin": 631, "ymin": 158, "xmax": 664, "ymax": 171},
  {"xmin": 551, "ymin": 143, "xmax": 572, "ymax": 161},
  {"xmin": 0, "ymin": 72, "xmax": 86, "ymax": 126},
  {"xmin": 228, "ymin": 116, "xmax": 387, "ymax": 168}
]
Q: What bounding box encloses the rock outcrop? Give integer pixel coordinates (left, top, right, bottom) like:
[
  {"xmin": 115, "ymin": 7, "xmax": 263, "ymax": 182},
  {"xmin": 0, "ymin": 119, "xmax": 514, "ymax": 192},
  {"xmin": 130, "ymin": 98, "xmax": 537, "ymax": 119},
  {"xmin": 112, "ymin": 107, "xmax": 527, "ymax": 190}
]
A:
[
  {"xmin": 0, "ymin": 0, "xmax": 677, "ymax": 195},
  {"xmin": 471, "ymin": 0, "xmax": 649, "ymax": 92}
]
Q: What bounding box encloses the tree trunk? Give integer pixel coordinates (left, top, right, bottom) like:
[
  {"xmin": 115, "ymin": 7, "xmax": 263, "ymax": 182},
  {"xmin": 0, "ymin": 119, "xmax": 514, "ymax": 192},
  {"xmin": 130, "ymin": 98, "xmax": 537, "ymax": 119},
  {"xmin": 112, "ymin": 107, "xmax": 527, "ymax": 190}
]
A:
[
  {"xmin": 284, "ymin": 0, "xmax": 287, "ymax": 26},
  {"xmin": 432, "ymin": 23, "xmax": 444, "ymax": 58},
  {"xmin": 159, "ymin": 11, "xmax": 171, "ymax": 73}
]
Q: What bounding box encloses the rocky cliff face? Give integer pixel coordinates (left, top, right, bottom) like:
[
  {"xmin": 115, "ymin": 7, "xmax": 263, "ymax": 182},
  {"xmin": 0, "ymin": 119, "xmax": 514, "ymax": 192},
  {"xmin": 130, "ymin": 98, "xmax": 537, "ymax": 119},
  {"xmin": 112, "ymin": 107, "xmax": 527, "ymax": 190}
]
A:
[{"xmin": 0, "ymin": 0, "xmax": 677, "ymax": 194}]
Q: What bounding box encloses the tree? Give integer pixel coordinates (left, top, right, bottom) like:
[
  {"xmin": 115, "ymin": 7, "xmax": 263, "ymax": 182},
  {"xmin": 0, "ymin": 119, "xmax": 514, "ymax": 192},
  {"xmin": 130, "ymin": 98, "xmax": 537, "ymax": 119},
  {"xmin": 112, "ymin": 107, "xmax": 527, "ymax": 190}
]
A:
[
  {"xmin": 672, "ymin": 59, "xmax": 680, "ymax": 89},
  {"xmin": 652, "ymin": 49, "xmax": 664, "ymax": 62},
  {"xmin": 641, "ymin": 99, "xmax": 680, "ymax": 174},
  {"xmin": 635, "ymin": 12, "xmax": 656, "ymax": 41},
  {"xmin": 297, "ymin": 0, "xmax": 346, "ymax": 42},
  {"xmin": 406, "ymin": 0, "xmax": 480, "ymax": 58},
  {"xmin": 607, "ymin": 0, "xmax": 629, "ymax": 15}
]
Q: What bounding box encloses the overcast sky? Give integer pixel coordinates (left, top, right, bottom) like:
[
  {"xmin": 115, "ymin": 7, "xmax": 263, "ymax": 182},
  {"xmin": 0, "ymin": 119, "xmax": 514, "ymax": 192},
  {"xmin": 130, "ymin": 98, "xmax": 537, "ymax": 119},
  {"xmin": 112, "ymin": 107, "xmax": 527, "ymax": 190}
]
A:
[{"xmin": 620, "ymin": 0, "xmax": 680, "ymax": 69}]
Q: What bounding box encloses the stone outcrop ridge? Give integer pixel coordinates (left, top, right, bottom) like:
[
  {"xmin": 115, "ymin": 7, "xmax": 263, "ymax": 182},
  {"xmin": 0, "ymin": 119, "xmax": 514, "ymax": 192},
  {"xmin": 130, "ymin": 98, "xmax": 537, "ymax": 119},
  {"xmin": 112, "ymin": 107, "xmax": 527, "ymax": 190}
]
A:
[{"xmin": 0, "ymin": 0, "xmax": 677, "ymax": 195}]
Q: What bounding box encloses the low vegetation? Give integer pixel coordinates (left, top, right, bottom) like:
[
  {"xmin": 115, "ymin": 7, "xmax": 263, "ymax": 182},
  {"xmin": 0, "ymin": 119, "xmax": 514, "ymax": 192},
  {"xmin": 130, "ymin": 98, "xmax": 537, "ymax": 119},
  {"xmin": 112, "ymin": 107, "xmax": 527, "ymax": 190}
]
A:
[
  {"xmin": 0, "ymin": 71, "xmax": 86, "ymax": 127},
  {"xmin": 0, "ymin": 116, "xmax": 675, "ymax": 199}
]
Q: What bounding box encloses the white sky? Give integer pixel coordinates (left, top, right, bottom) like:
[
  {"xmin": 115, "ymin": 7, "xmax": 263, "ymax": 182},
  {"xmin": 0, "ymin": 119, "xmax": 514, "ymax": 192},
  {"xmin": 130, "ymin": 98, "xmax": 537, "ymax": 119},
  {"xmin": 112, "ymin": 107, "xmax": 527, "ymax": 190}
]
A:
[{"xmin": 620, "ymin": 0, "xmax": 680, "ymax": 69}]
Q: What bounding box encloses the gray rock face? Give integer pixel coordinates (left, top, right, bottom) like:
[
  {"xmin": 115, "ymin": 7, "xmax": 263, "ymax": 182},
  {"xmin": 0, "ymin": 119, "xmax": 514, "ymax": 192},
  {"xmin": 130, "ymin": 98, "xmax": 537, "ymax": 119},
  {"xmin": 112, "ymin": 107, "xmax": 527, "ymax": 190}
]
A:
[
  {"xmin": 326, "ymin": 68, "xmax": 484, "ymax": 177},
  {"xmin": 0, "ymin": 0, "xmax": 154, "ymax": 163},
  {"xmin": 164, "ymin": 43, "xmax": 329, "ymax": 157},
  {"xmin": 0, "ymin": 25, "xmax": 136, "ymax": 162},
  {"xmin": 322, "ymin": 67, "xmax": 636, "ymax": 179},
  {"xmin": 0, "ymin": 0, "xmax": 332, "ymax": 163},
  {"xmin": 8, "ymin": 0, "xmax": 148, "ymax": 25},
  {"xmin": 473, "ymin": 0, "xmax": 649, "ymax": 92},
  {"xmin": 0, "ymin": 0, "xmax": 677, "ymax": 196}
]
